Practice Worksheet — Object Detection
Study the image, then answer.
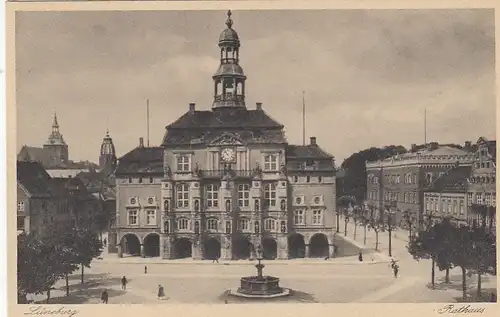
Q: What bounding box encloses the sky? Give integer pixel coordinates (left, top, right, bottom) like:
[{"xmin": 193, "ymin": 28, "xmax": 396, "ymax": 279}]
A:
[{"xmin": 15, "ymin": 9, "xmax": 496, "ymax": 164}]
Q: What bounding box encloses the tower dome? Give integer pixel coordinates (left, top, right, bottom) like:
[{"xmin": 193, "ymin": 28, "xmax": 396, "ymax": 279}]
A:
[{"xmin": 212, "ymin": 10, "xmax": 247, "ymax": 109}]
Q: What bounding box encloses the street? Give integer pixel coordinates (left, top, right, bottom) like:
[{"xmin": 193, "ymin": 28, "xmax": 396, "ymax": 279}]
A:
[{"xmin": 31, "ymin": 223, "xmax": 496, "ymax": 304}]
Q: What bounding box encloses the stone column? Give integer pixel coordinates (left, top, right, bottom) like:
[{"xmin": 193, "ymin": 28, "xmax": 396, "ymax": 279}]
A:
[
  {"xmin": 329, "ymin": 244, "xmax": 335, "ymax": 258},
  {"xmin": 221, "ymin": 236, "xmax": 232, "ymax": 260},
  {"xmin": 117, "ymin": 244, "xmax": 123, "ymax": 258},
  {"xmin": 277, "ymin": 235, "xmax": 288, "ymax": 259},
  {"xmin": 162, "ymin": 240, "xmax": 171, "ymax": 259},
  {"xmin": 140, "ymin": 244, "xmax": 145, "ymax": 258},
  {"xmin": 192, "ymin": 240, "xmax": 202, "ymax": 260},
  {"xmin": 305, "ymin": 244, "xmax": 310, "ymax": 258}
]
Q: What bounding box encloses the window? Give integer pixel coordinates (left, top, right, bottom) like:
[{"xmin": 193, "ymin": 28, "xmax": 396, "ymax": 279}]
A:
[
  {"xmin": 485, "ymin": 193, "xmax": 491, "ymax": 206},
  {"xmin": 176, "ymin": 183, "xmax": 190, "ymax": 208},
  {"xmin": 477, "ymin": 193, "xmax": 483, "ymax": 205},
  {"xmin": 176, "ymin": 155, "xmax": 191, "ymax": 172},
  {"xmin": 318, "ymin": 176, "xmax": 322, "ymax": 183},
  {"xmin": 467, "ymin": 193, "xmax": 473, "ymax": 206},
  {"xmin": 263, "ymin": 154, "xmax": 279, "ymax": 171},
  {"xmin": 128, "ymin": 210, "xmax": 138, "ymax": 225},
  {"xmin": 447, "ymin": 200, "xmax": 452, "ymax": 214},
  {"xmin": 493, "ymin": 193, "xmax": 496, "ymax": 207},
  {"xmin": 396, "ymin": 175, "xmax": 400, "ymax": 184},
  {"xmin": 264, "ymin": 218, "xmax": 276, "ymax": 231},
  {"xmin": 177, "ymin": 218, "xmax": 189, "ymax": 231},
  {"xmin": 149, "ymin": 177, "xmax": 154, "ymax": 183},
  {"xmin": 17, "ymin": 201, "xmax": 25, "ymax": 212},
  {"xmin": 294, "ymin": 210, "xmax": 305, "ymax": 225},
  {"xmin": 239, "ymin": 218, "xmax": 250, "ymax": 231},
  {"xmin": 146, "ymin": 210, "xmax": 156, "ymax": 225},
  {"xmin": 452, "ymin": 200, "xmax": 458, "ymax": 215},
  {"xmin": 138, "ymin": 177, "xmax": 143, "ymax": 183},
  {"xmin": 306, "ymin": 176, "xmax": 310, "ymax": 183},
  {"xmin": 128, "ymin": 177, "xmax": 132, "ymax": 183},
  {"xmin": 264, "ymin": 183, "xmax": 277, "ymax": 207},
  {"xmin": 238, "ymin": 184, "xmax": 250, "ymax": 207},
  {"xmin": 459, "ymin": 200, "xmax": 465, "ymax": 215},
  {"xmin": 207, "ymin": 218, "xmax": 218, "ymax": 231},
  {"xmin": 17, "ymin": 216, "xmax": 24, "ymax": 231},
  {"xmin": 312, "ymin": 210, "xmax": 323, "ymax": 225},
  {"xmin": 434, "ymin": 199, "xmax": 439, "ymax": 211},
  {"xmin": 206, "ymin": 184, "xmax": 219, "ymax": 208}
]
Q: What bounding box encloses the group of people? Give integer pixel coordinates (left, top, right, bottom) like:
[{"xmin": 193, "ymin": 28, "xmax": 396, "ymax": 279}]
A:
[{"xmin": 100, "ymin": 274, "xmax": 167, "ymax": 304}]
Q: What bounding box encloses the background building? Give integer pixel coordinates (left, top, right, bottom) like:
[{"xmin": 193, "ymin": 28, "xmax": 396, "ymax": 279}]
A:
[
  {"xmin": 365, "ymin": 142, "xmax": 475, "ymax": 226},
  {"xmin": 113, "ymin": 11, "xmax": 337, "ymax": 260}
]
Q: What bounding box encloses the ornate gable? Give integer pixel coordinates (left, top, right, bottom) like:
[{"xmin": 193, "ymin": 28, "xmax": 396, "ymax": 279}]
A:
[{"xmin": 208, "ymin": 132, "xmax": 245, "ymax": 147}]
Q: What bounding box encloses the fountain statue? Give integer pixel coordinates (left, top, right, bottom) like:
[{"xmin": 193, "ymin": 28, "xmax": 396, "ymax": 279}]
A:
[{"xmin": 228, "ymin": 244, "xmax": 290, "ymax": 299}]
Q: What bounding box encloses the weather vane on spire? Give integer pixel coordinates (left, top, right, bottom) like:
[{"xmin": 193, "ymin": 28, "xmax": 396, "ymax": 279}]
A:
[{"xmin": 225, "ymin": 10, "xmax": 233, "ymax": 29}]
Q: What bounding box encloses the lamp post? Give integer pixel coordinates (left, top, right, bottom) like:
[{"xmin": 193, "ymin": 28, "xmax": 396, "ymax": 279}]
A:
[{"xmin": 385, "ymin": 200, "xmax": 397, "ymax": 257}]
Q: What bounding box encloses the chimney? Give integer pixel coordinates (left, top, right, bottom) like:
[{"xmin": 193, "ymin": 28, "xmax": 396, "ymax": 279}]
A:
[
  {"xmin": 465, "ymin": 141, "xmax": 472, "ymax": 149},
  {"xmin": 256, "ymin": 102, "xmax": 262, "ymax": 110},
  {"xmin": 411, "ymin": 144, "xmax": 417, "ymax": 152},
  {"xmin": 189, "ymin": 103, "xmax": 196, "ymax": 114},
  {"xmin": 310, "ymin": 136, "xmax": 317, "ymax": 146},
  {"xmin": 139, "ymin": 137, "xmax": 144, "ymax": 148},
  {"xmin": 428, "ymin": 142, "xmax": 438, "ymax": 150}
]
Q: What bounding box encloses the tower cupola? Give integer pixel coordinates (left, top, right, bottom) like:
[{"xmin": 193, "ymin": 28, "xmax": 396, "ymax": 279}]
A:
[
  {"xmin": 212, "ymin": 10, "xmax": 247, "ymax": 109},
  {"xmin": 99, "ymin": 129, "xmax": 117, "ymax": 175}
]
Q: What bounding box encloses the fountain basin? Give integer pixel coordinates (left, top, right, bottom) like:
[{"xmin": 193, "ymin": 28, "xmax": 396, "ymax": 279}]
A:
[{"xmin": 238, "ymin": 276, "xmax": 283, "ymax": 296}]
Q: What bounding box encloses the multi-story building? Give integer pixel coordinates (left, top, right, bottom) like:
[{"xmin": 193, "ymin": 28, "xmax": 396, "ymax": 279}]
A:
[
  {"xmin": 365, "ymin": 142, "xmax": 475, "ymax": 226},
  {"xmin": 113, "ymin": 11, "xmax": 336, "ymax": 260},
  {"xmin": 423, "ymin": 137, "xmax": 496, "ymax": 228},
  {"xmin": 17, "ymin": 161, "xmax": 96, "ymax": 236}
]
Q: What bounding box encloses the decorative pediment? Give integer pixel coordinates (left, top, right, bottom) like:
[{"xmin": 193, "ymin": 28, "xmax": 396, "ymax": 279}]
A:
[{"xmin": 209, "ymin": 133, "xmax": 245, "ymax": 147}]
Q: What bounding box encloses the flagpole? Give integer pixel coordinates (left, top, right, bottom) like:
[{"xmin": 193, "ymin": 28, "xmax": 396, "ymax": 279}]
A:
[
  {"xmin": 302, "ymin": 91, "xmax": 306, "ymax": 146},
  {"xmin": 147, "ymin": 99, "xmax": 150, "ymax": 147},
  {"xmin": 424, "ymin": 108, "xmax": 427, "ymax": 145}
]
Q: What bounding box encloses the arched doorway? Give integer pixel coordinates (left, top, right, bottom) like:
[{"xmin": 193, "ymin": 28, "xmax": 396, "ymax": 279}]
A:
[
  {"xmin": 121, "ymin": 233, "xmax": 141, "ymax": 256},
  {"xmin": 309, "ymin": 233, "xmax": 329, "ymax": 258},
  {"xmin": 143, "ymin": 233, "xmax": 160, "ymax": 257},
  {"xmin": 262, "ymin": 237, "xmax": 277, "ymax": 260},
  {"xmin": 288, "ymin": 233, "xmax": 305, "ymax": 259},
  {"xmin": 174, "ymin": 238, "xmax": 192, "ymax": 259},
  {"xmin": 204, "ymin": 237, "xmax": 221, "ymax": 260},
  {"xmin": 232, "ymin": 235, "xmax": 251, "ymax": 260}
]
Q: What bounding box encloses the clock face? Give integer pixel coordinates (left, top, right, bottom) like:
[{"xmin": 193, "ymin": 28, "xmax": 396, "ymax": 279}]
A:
[{"xmin": 221, "ymin": 148, "xmax": 236, "ymax": 163}]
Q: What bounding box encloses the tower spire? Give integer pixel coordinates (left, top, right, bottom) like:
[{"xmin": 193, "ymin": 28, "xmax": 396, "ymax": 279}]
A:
[
  {"xmin": 52, "ymin": 112, "xmax": 59, "ymax": 132},
  {"xmin": 212, "ymin": 10, "xmax": 246, "ymax": 109}
]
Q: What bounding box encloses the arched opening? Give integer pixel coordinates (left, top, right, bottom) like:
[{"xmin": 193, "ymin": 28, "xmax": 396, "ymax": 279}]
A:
[
  {"xmin": 262, "ymin": 238, "xmax": 277, "ymax": 260},
  {"xmin": 174, "ymin": 238, "xmax": 192, "ymax": 259},
  {"xmin": 143, "ymin": 233, "xmax": 160, "ymax": 257},
  {"xmin": 232, "ymin": 235, "xmax": 251, "ymax": 260},
  {"xmin": 204, "ymin": 237, "xmax": 221, "ymax": 260},
  {"xmin": 121, "ymin": 234, "xmax": 141, "ymax": 256},
  {"xmin": 309, "ymin": 233, "xmax": 329, "ymax": 258},
  {"xmin": 288, "ymin": 233, "xmax": 305, "ymax": 259}
]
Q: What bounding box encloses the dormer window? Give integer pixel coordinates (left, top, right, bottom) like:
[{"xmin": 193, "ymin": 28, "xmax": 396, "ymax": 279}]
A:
[
  {"xmin": 263, "ymin": 154, "xmax": 279, "ymax": 172},
  {"xmin": 176, "ymin": 155, "xmax": 191, "ymax": 172}
]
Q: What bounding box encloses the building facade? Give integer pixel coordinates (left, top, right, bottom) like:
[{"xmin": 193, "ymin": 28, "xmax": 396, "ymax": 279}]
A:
[
  {"xmin": 365, "ymin": 142, "xmax": 475, "ymax": 226},
  {"xmin": 113, "ymin": 11, "xmax": 336, "ymax": 260},
  {"xmin": 423, "ymin": 137, "xmax": 496, "ymax": 228}
]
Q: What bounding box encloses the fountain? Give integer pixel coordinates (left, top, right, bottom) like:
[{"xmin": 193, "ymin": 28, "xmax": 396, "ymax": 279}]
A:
[{"xmin": 228, "ymin": 244, "xmax": 290, "ymax": 299}]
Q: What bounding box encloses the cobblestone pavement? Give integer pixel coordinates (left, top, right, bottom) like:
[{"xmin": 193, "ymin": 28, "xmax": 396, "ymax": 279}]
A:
[{"xmin": 30, "ymin": 227, "xmax": 496, "ymax": 304}]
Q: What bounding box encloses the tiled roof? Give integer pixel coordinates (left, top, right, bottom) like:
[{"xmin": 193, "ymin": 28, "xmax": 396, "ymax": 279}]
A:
[
  {"xmin": 49, "ymin": 177, "xmax": 93, "ymax": 199},
  {"xmin": 286, "ymin": 144, "xmax": 333, "ymax": 159},
  {"xmin": 427, "ymin": 166, "xmax": 472, "ymax": 193},
  {"xmin": 75, "ymin": 171, "xmax": 116, "ymax": 200},
  {"xmin": 115, "ymin": 147, "xmax": 164, "ymax": 175},
  {"xmin": 165, "ymin": 109, "xmax": 284, "ymax": 130},
  {"xmin": 17, "ymin": 146, "xmax": 51, "ymax": 166},
  {"xmin": 17, "ymin": 161, "xmax": 54, "ymax": 197}
]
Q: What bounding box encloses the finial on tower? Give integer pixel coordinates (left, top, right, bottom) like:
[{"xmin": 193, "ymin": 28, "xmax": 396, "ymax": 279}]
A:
[
  {"xmin": 225, "ymin": 10, "xmax": 233, "ymax": 29},
  {"xmin": 105, "ymin": 128, "xmax": 110, "ymax": 138},
  {"xmin": 52, "ymin": 112, "xmax": 59, "ymax": 128}
]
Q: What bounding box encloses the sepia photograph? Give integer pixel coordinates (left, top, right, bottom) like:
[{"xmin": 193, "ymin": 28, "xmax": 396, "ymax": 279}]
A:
[{"xmin": 11, "ymin": 4, "xmax": 497, "ymax": 306}]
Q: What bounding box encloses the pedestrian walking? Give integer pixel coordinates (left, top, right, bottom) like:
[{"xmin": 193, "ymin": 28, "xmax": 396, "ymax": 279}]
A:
[
  {"xmin": 144, "ymin": 265, "xmax": 148, "ymax": 274},
  {"xmin": 358, "ymin": 251, "xmax": 363, "ymax": 262},
  {"xmin": 103, "ymin": 238, "xmax": 107, "ymax": 247},
  {"xmin": 101, "ymin": 290, "xmax": 109, "ymax": 304},
  {"xmin": 393, "ymin": 264, "xmax": 399, "ymax": 278},
  {"xmin": 157, "ymin": 284, "xmax": 165, "ymax": 300},
  {"xmin": 212, "ymin": 256, "xmax": 219, "ymax": 264},
  {"xmin": 121, "ymin": 276, "xmax": 128, "ymax": 290}
]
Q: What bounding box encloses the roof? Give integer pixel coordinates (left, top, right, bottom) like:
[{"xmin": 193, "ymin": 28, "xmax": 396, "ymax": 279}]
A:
[
  {"xmin": 17, "ymin": 161, "xmax": 54, "ymax": 197},
  {"xmin": 17, "ymin": 146, "xmax": 51, "ymax": 166},
  {"xmin": 286, "ymin": 144, "xmax": 333, "ymax": 159},
  {"xmin": 426, "ymin": 165, "xmax": 472, "ymax": 193},
  {"xmin": 214, "ymin": 64, "xmax": 245, "ymax": 77},
  {"xmin": 165, "ymin": 109, "xmax": 284, "ymax": 130},
  {"xmin": 76, "ymin": 171, "xmax": 116, "ymax": 200},
  {"xmin": 477, "ymin": 137, "xmax": 496, "ymax": 161},
  {"xmin": 115, "ymin": 147, "xmax": 164, "ymax": 176},
  {"xmin": 50, "ymin": 177, "xmax": 95, "ymax": 200}
]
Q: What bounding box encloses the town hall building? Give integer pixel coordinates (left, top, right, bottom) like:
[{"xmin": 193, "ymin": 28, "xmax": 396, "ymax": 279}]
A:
[{"xmin": 113, "ymin": 11, "xmax": 337, "ymax": 260}]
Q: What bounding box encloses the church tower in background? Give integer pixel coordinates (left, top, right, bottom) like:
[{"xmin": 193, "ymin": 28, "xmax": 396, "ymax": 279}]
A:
[
  {"xmin": 99, "ymin": 130, "xmax": 117, "ymax": 175},
  {"xmin": 43, "ymin": 112, "xmax": 69, "ymax": 167}
]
